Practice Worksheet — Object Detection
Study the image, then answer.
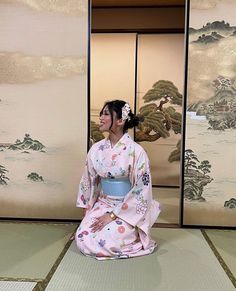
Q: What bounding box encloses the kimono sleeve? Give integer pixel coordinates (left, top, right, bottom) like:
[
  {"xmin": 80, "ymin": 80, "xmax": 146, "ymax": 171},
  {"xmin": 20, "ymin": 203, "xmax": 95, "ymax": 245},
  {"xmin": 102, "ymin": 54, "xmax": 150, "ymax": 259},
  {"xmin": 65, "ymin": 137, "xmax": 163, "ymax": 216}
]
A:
[
  {"xmin": 76, "ymin": 148, "xmax": 97, "ymax": 209},
  {"xmin": 113, "ymin": 149, "xmax": 159, "ymax": 228}
]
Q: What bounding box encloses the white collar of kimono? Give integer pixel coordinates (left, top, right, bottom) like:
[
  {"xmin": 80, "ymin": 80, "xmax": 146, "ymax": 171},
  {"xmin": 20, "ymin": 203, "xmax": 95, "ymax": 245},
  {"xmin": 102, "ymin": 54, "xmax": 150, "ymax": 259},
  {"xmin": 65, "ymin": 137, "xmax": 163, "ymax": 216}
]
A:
[{"xmin": 106, "ymin": 132, "xmax": 131, "ymax": 149}]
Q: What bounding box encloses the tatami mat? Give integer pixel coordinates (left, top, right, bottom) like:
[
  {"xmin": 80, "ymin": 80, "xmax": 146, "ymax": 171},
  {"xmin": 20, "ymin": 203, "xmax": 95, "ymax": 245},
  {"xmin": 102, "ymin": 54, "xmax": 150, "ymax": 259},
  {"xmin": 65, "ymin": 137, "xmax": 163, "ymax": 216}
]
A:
[
  {"xmin": 0, "ymin": 281, "xmax": 36, "ymax": 291},
  {"xmin": 0, "ymin": 223, "xmax": 76, "ymax": 280},
  {"xmin": 45, "ymin": 228, "xmax": 235, "ymax": 291},
  {"xmin": 205, "ymin": 229, "xmax": 236, "ymax": 279}
]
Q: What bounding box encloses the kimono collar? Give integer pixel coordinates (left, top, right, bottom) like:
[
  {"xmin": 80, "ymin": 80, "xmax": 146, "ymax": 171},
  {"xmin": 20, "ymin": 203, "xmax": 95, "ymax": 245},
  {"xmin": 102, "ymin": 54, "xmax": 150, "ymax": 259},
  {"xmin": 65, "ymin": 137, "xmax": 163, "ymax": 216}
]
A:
[{"xmin": 105, "ymin": 132, "xmax": 132, "ymax": 149}]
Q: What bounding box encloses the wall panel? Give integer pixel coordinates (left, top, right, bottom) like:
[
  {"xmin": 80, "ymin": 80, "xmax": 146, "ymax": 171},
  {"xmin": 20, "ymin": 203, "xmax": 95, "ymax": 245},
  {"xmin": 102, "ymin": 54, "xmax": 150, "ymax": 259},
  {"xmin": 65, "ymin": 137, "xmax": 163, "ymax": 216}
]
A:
[
  {"xmin": 183, "ymin": 0, "xmax": 236, "ymax": 227},
  {"xmin": 0, "ymin": 0, "xmax": 89, "ymax": 219},
  {"xmin": 90, "ymin": 33, "xmax": 136, "ymax": 141},
  {"xmin": 136, "ymin": 34, "xmax": 185, "ymax": 186}
]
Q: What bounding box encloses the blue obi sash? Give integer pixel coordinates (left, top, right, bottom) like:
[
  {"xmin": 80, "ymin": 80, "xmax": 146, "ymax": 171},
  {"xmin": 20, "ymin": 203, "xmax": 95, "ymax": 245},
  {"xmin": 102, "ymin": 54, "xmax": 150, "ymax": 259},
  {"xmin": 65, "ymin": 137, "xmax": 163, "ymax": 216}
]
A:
[{"xmin": 100, "ymin": 177, "xmax": 131, "ymax": 197}]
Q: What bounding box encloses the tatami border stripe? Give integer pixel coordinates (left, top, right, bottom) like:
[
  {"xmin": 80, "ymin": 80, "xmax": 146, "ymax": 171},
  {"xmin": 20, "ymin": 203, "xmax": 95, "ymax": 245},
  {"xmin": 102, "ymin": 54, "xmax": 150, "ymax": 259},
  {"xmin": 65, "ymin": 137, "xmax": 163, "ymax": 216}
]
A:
[
  {"xmin": 32, "ymin": 225, "xmax": 78, "ymax": 291},
  {"xmin": 201, "ymin": 229, "xmax": 236, "ymax": 288},
  {"xmin": 0, "ymin": 277, "xmax": 42, "ymax": 283}
]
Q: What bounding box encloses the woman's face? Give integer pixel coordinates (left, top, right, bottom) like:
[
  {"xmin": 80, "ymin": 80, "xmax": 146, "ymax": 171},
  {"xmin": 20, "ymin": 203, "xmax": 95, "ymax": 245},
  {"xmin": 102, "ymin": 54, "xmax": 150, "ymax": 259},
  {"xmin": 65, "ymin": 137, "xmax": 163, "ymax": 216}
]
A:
[
  {"xmin": 99, "ymin": 106, "xmax": 112, "ymax": 132},
  {"xmin": 99, "ymin": 106, "xmax": 118, "ymax": 132}
]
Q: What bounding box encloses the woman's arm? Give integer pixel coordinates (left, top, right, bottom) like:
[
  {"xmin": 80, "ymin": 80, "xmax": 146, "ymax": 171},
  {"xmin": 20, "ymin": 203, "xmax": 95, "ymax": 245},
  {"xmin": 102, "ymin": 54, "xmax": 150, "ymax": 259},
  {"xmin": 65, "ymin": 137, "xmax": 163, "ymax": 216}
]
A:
[
  {"xmin": 113, "ymin": 149, "xmax": 156, "ymax": 227},
  {"xmin": 76, "ymin": 148, "xmax": 97, "ymax": 209}
]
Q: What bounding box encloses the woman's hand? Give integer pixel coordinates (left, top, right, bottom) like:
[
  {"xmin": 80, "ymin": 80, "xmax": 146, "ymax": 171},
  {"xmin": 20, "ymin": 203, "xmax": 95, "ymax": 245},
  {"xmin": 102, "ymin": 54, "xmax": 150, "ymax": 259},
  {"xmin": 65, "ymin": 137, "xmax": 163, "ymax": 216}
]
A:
[{"xmin": 90, "ymin": 213, "xmax": 113, "ymax": 233}]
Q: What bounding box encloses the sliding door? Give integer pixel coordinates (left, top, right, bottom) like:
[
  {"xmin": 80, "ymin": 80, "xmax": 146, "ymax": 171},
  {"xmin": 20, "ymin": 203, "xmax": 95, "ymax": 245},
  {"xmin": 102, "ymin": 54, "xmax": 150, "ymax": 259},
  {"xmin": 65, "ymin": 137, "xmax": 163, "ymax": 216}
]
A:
[
  {"xmin": 183, "ymin": 0, "xmax": 236, "ymax": 226},
  {"xmin": 0, "ymin": 0, "xmax": 89, "ymax": 219}
]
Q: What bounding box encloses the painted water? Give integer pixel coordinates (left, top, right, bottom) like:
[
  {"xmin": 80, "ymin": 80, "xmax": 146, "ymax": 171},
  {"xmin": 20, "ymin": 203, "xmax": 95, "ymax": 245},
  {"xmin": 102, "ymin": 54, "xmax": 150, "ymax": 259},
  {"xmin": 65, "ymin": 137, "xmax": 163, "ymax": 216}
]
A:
[
  {"xmin": 0, "ymin": 144, "xmax": 84, "ymax": 219},
  {"xmin": 0, "ymin": 78, "xmax": 87, "ymax": 219},
  {"xmin": 184, "ymin": 112, "xmax": 236, "ymax": 226}
]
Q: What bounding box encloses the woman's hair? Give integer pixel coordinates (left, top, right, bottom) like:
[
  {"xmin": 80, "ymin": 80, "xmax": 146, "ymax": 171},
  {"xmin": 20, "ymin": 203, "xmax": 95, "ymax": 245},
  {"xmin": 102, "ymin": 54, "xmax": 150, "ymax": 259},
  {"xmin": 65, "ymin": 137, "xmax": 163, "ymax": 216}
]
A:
[{"xmin": 99, "ymin": 100, "xmax": 141, "ymax": 133}]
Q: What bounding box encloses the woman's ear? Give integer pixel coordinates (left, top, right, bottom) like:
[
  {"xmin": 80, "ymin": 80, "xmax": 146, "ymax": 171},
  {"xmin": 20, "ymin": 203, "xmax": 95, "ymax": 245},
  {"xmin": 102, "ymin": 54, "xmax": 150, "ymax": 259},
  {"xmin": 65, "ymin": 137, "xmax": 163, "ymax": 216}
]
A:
[{"xmin": 116, "ymin": 118, "xmax": 125, "ymax": 126}]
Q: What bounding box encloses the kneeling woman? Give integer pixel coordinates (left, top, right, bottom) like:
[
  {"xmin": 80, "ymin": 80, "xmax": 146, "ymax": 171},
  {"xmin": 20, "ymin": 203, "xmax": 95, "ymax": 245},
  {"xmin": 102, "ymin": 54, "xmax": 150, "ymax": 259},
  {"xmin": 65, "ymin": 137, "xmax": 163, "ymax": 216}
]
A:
[{"xmin": 76, "ymin": 100, "xmax": 160, "ymax": 260}]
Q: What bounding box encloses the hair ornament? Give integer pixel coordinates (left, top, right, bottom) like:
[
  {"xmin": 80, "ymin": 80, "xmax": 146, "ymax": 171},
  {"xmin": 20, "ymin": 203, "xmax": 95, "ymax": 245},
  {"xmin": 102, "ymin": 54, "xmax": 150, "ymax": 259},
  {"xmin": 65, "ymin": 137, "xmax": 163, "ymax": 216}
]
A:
[{"xmin": 122, "ymin": 103, "xmax": 131, "ymax": 121}]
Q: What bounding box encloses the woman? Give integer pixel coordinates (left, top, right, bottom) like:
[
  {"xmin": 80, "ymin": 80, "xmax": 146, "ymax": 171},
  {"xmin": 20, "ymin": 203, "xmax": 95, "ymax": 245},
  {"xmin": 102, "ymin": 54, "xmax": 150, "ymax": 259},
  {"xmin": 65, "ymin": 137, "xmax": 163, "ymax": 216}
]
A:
[{"xmin": 76, "ymin": 100, "xmax": 160, "ymax": 260}]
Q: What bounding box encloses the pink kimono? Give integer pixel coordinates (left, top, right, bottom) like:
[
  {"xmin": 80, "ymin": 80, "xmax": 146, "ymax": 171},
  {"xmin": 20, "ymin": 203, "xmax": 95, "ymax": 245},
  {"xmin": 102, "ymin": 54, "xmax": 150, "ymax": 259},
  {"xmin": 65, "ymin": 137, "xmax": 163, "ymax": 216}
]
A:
[{"xmin": 76, "ymin": 133, "xmax": 160, "ymax": 260}]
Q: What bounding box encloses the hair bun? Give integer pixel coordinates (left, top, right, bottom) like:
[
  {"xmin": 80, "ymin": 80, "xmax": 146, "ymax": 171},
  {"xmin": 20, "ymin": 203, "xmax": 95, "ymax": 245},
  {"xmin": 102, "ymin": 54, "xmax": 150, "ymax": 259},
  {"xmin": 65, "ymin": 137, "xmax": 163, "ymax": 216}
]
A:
[{"xmin": 125, "ymin": 113, "xmax": 140, "ymax": 129}]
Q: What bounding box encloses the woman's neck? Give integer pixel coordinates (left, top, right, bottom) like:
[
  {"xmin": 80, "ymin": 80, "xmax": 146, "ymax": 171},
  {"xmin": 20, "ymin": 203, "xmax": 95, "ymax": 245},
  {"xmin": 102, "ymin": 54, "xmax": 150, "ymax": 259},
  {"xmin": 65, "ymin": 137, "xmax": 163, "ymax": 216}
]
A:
[{"xmin": 108, "ymin": 131, "xmax": 124, "ymax": 148}]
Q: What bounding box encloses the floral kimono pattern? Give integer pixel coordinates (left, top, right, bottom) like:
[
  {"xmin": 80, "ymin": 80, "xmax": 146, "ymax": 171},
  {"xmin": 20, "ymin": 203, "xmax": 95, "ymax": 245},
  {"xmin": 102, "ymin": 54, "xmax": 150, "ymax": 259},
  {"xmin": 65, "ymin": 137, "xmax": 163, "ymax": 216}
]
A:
[{"xmin": 76, "ymin": 133, "xmax": 160, "ymax": 260}]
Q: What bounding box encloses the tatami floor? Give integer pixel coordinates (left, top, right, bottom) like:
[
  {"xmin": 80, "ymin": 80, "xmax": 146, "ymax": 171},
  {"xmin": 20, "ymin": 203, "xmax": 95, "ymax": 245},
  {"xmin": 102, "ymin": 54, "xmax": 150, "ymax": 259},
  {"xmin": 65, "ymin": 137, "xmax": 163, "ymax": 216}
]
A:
[{"xmin": 0, "ymin": 222, "xmax": 235, "ymax": 291}]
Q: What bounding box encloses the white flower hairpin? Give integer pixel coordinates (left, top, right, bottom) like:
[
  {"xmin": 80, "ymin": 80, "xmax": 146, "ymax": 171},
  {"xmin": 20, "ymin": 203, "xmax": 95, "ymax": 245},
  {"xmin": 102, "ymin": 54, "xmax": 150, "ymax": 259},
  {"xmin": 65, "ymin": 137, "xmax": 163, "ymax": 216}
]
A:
[{"xmin": 122, "ymin": 103, "xmax": 131, "ymax": 121}]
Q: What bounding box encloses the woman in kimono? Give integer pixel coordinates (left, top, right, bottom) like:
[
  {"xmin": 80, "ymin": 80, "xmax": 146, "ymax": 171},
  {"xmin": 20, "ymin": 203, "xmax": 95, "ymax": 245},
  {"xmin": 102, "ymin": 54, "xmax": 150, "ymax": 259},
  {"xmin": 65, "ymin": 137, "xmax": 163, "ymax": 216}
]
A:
[{"xmin": 76, "ymin": 100, "xmax": 160, "ymax": 260}]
